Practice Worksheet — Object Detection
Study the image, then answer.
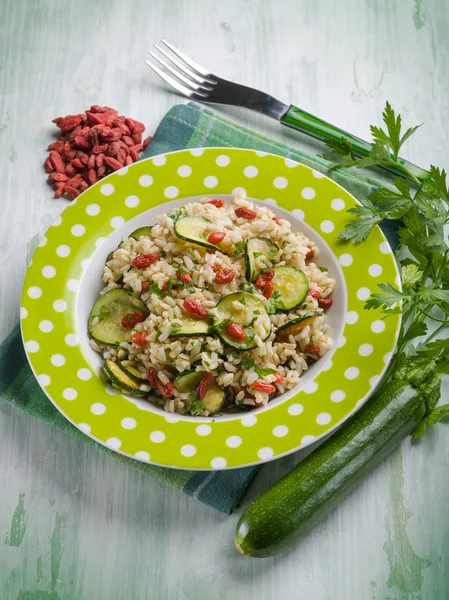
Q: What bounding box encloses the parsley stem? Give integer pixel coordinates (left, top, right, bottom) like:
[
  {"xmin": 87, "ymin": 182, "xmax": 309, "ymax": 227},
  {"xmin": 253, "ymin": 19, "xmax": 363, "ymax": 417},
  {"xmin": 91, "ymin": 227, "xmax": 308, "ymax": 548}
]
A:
[
  {"xmin": 425, "ymin": 322, "xmax": 449, "ymax": 344},
  {"xmin": 415, "ymin": 307, "xmax": 448, "ymax": 323}
]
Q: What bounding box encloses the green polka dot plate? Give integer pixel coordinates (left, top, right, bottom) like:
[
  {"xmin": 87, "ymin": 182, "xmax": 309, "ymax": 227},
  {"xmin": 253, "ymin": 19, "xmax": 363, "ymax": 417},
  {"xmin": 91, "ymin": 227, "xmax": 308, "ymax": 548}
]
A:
[{"xmin": 21, "ymin": 148, "xmax": 400, "ymax": 470}]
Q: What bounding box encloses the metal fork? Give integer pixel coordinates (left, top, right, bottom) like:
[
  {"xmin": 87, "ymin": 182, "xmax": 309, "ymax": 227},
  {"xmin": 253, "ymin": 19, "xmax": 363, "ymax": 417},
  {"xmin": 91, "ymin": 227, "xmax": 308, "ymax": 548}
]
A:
[{"xmin": 146, "ymin": 39, "xmax": 429, "ymax": 183}]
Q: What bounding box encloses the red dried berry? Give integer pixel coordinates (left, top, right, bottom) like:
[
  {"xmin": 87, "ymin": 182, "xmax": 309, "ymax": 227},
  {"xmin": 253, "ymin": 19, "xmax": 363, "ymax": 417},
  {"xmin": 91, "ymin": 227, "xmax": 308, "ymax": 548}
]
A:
[
  {"xmin": 309, "ymin": 289, "xmax": 321, "ymax": 299},
  {"xmin": 180, "ymin": 273, "xmax": 192, "ymax": 284},
  {"xmin": 156, "ymin": 378, "xmax": 174, "ymax": 398},
  {"xmin": 44, "ymin": 158, "xmax": 54, "ymax": 173},
  {"xmin": 318, "ymin": 297, "xmax": 333, "ymax": 309},
  {"xmin": 207, "ymin": 231, "xmax": 226, "ymax": 245},
  {"xmin": 263, "ymin": 281, "xmax": 275, "ymax": 299},
  {"xmin": 215, "ymin": 268, "xmax": 236, "ymax": 284},
  {"xmin": 121, "ymin": 311, "xmax": 149, "ymax": 329},
  {"xmin": 183, "ymin": 298, "xmax": 208, "ymax": 320},
  {"xmin": 92, "ymin": 144, "xmax": 109, "ymax": 154},
  {"xmin": 49, "ymin": 151, "xmax": 66, "ymax": 174},
  {"xmin": 212, "ymin": 264, "xmax": 221, "ymax": 273},
  {"xmin": 131, "ymin": 332, "xmax": 148, "ymax": 347},
  {"xmin": 103, "ymin": 156, "xmax": 123, "ymax": 171},
  {"xmin": 132, "ymin": 254, "xmax": 159, "ymax": 269},
  {"xmin": 141, "ymin": 281, "xmax": 149, "ymax": 293},
  {"xmin": 235, "ymin": 207, "xmax": 257, "ymax": 220},
  {"xmin": 250, "ymin": 381, "xmax": 277, "ymax": 394},
  {"xmin": 65, "ymin": 185, "xmax": 79, "ymax": 199},
  {"xmin": 123, "ymin": 135, "xmax": 134, "ymax": 147},
  {"xmin": 226, "ymin": 322, "xmax": 246, "ymax": 340},
  {"xmin": 306, "ymin": 246, "xmax": 314, "ymax": 261},
  {"xmin": 206, "ymin": 199, "xmax": 224, "ymax": 208},
  {"xmin": 142, "ymin": 136, "xmax": 152, "ymax": 149},
  {"xmin": 256, "ymin": 269, "xmax": 275, "ymax": 289},
  {"xmin": 272, "ymin": 216, "xmax": 283, "ymax": 225},
  {"xmin": 161, "ymin": 281, "xmax": 168, "ymax": 292},
  {"xmin": 273, "ymin": 373, "xmax": 285, "ymax": 383},
  {"xmin": 71, "ymin": 158, "xmax": 84, "ymax": 169},
  {"xmin": 196, "ymin": 373, "xmax": 214, "ymax": 401},
  {"xmin": 304, "ymin": 343, "xmax": 321, "ymax": 354}
]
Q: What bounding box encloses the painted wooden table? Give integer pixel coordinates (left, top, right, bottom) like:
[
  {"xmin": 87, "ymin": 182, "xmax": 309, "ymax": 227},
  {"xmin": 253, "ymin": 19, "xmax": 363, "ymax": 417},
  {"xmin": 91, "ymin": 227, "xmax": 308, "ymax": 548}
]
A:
[{"xmin": 1, "ymin": 0, "xmax": 448, "ymax": 598}]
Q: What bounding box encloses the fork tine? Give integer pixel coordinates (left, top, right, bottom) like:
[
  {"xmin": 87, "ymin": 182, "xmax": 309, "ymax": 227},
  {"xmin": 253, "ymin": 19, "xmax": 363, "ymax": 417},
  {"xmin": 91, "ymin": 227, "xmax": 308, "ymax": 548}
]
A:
[
  {"xmin": 149, "ymin": 51, "xmax": 213, "ymax": 93},
  {"xmin": 160, "ymin": 39, "xmax": 216, "ymax": 81},
  {"xmin": 153, "ymin": 44, "xmax": 215, "ymax": 86},
  {"xmin": 145, "ymin": 61, "xmax": 208, "ymax": 100}
]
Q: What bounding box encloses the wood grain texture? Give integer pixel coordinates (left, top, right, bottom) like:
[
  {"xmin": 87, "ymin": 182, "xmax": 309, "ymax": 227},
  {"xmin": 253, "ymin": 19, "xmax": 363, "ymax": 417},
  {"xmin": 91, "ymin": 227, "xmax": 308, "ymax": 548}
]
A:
[{"xmin": 0, "ymin": 0, "xmax": 448, "ymax": 598}]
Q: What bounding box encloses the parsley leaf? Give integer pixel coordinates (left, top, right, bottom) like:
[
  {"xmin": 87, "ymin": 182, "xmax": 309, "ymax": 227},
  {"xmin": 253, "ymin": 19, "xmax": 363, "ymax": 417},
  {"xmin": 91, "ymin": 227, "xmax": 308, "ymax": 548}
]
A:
[
  {"xmin": 268, "ymin": 247, "xmax": 278, "ymax": 259},
  {"xmin": 231, "ymin": 241, "xmax": 246, "ymax": 256},
  {"xmin": 253, "ymin": 252, "xmax": 262, "ymax": 258},
  {"xmin": 147, "ymin": 282, "xmax": 163, "ymax": 298},
  {"xmin": 255, "ymin": 366, "xmax": 276, "ymax": 377},
  {"xmin": 365, "ymin": 283, "xmax": 405, "ymax": 311},
  {"xmin": 283, "ymin": 241, "xmax": 293, "ymax": 249},
  {"xmin": 189, "ymin": 391, "xmax": 204, "ymax": 415},
  {"xmin": 209, "ymin": 317, "xmax": 231, "ymax": 333},
  {"xmin": 239, "ymin": 297, "xmax": 247, "ymax": 305},
  {"xmin": 240, "ymin": 281, "xmax": 256, "ymax": 294},
  {"xmin": 401, "ymin": 264, "xmax": 422, "ymax": 292},
  {"xmin": 167, "ymin": 208, "xmax": 184, "ymax": 222},
  {"xmin": 242, "ymin": 357, "xmax": 255, "ymax": 369}
]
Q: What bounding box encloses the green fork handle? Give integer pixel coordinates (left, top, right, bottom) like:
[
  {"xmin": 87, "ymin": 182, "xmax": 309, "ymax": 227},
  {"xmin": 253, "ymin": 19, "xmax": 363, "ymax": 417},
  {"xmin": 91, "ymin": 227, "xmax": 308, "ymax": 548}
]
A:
[{"xmin": 281, "ymin": 105, "xmax": 431, "ymax": 183}]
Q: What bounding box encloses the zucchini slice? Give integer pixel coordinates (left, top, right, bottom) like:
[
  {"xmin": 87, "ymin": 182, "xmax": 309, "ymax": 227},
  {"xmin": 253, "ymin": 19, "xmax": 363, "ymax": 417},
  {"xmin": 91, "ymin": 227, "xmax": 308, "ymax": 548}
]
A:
[
  {"xmin": 169, "ymin": 318, "xmax": 209, "ymax": 338},
  {"xmin": 88, "ymin": 288, "xmax": 147, "ymax": 345},
  {"xmin": 213, "ymin": 292, "xmax": 271, "ymax": 350},
  {"xmin": 173, "ymin": 369, "xmax": 225, "ymax": 415},
  {"xmin": 245, "ymin": 237, "xmax": 278, "ymax": 282},
  {"xmin": 105, "ymin": 248, "xmax": 124, "ymax": 284},
  {"xmin": 130, "ymin": 226, "xmax": 153, "ymax": 239},
  {"xmin": 271, "ymin": 266, "xmax": 309, "ymax": 311},
  {"xmin": 275, "ymin": 312, "xmax": 319, "ymax": 343},
  {"xmin": 103, "ymin": 359, "xmax": 148, "ymax": 397},
  {"xmin": 174, "ymin": 216, "xmax": 225, "ymax": 252},
  {"xmin": 119, "ymin": 363, "xmax": 143, "ymax": 381}
]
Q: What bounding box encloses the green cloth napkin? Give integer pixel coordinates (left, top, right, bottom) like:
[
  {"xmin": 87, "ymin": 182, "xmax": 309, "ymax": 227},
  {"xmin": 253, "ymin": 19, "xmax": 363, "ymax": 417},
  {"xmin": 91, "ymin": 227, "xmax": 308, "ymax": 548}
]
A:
[{"xmin": 0, "ymin": 102, "xmax": 397, "ymax": 514}]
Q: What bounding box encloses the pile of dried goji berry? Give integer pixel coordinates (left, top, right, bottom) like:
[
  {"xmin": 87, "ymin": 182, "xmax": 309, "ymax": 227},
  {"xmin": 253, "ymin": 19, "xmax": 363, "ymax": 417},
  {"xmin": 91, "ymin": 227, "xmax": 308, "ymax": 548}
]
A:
[{"xmin": 44, "ymin": 106, "xmax": 151, "ymax": 200}]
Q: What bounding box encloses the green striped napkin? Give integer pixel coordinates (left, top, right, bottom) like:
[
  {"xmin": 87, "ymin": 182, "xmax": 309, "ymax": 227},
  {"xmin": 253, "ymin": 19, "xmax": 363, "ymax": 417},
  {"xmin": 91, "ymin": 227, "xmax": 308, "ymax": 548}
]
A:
[{"xmin": 0, "ymin": 102, "xmax": 397, "ymax": 514}]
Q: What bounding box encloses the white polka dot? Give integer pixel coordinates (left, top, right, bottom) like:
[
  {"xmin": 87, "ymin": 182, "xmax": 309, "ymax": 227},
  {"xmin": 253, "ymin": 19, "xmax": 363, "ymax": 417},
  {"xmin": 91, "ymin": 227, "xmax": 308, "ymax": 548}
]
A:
[
  {"xmin": 384, "ymin": 352, "xmax": 393, "ymax": 365},
  {"xmin": 274, "ymin": 176, "xmax": 288, "ymax": 189},
  {"xmin": 244, "ymin": 166, "xmax": 258, "ymax": 178},
  {"xmin": 203, "ymin": 176, "xmax": 218, "ymax": 188},
  {"xmin": 28, "ymin": 286, "xmax": 42, "ymax": 299},
  {"xmin": 216, "ymin": 155, "xmax": 230, "ymax": 166},
  {"xmin": 38, "ymin": 236, "xmax": 47, "ymax": 247},
  {"xmin": 39, "ymin": 320, "xmax": 53, "ymax": 333},
  {"xmin": 301, "ymin": 435, "xmax": 316, "ymax": 445},
  {"xmin": 232, "ymin": 187, "xmax": 246, "ymax": 196},
  {"xmin": 369, "ymin": 264, "xmax": 383, "ymax": 277},
  {"xmin": 77, "ymin": 368, "xmax": 92, "ymax": 380},
  {"xmin": 301, "ymin": 187, "xmax": 316, "ymax": 199},
  {"xmin": 106, "ymin": 437, "xmax": 122, "ymax": 449},
  {"xmin": 153, "ymin": 155, "xmax": 167, "ymax": 165},
  {"xmin": 273, "ymin": 425, "xmax": 289, "ymax": 437},
  {"xmin": 110, "ymin": 216, "xmax": 125, "ymax": 229},
  {"xmin": 139, "ymin": 175, "xmax": 153, "ymax": 187},
  {"xmin": 71, "ymin": 224, "xmax": 85, "ymax": 237},
  {"xmin": 331, "ymin": 198, "xmax": 345, "ymax": 211},
  {"xmin": 38, "ymin": 374, "xmax": 51, "ymax": 387},
  {"xmin": 359, "ymin": 343, "xmax": 374, "ymax": 356},
  {"xmin": 196, "ymin": 424, "xmax": 212, "ymax": 436},
  {"xmin": 100, "ymin": 183, "xmax": 115, "ymax": 196},
  {"xmin": 370, "ymin": 375, "xmax": 381, "ymax": 388},
  {"xmin": 42, "ymin": 266, "xmax": 56, "ymax": 279},
  {"xmin": 380, "ymin": 241, "xmax": 391, "ymax": 254},
  {"xmin": 51, "ymin": 354, "xmax": 65, "ymax": 367},
  {"xmin": 67, "ymin": 279, "xmax": 79, "ymax": 292},
  {"xmin": 321, "ymin": 360, "xmax": 333, "ymax": 371},
  {"xmin": 241, "ymin": 414, "xmax": 257, "ymax": 427},
  {"xmin": 164, "ymin": 186, "xmax": 179, "ymax": 198},
  {"xmin": 284, "ymin": 158, "xmax": 297, "ymax": 168},
  {"xmin": 95, "ymin": 237, "xmax": 106, "ymax": 248},
  {"xmin": 135, "ymin": 451, "xmax": 150, "ymax": 461},
  {"xmin": 345, "ymin": 367, "xmax": 360, "ymax": 380},
  {"xmin": 117, "ymin": 166, "xmax": 128, "ymax": 176},
  {"xmin": 20, "ymin": 307, "xmax": 28, "ymax": 320},
  {"xmin": 86, "ymin": 204, "xmax": 100, "ymax": 216},
  {"xmin": 331, "ymin": 390, "xmax": 345, "ymax": 403},
  {"xmin": 91, "ymin": 403, "xmax": 106, "ymax": 415},
  {"xmin": 121, "ymin": 417, "xmax": 137, "ymax": 430},
  {"xmin": 63, "ymin": 388, "xmax": 77, "ymax": 400},
  {"xmin": 292, "ymin": 208, "xmax": 305, "ymax": 220},
  {"xmin": 177, "ymin": 165, "xmax": 192, "ymax": 177},
  {"xmin": 78, "ymin": 423, "xmax": 91, "ymax": 434},
  {"xmin": 211, "ymin": 457, "xmax": 227, "ymax": 469},
  {"xmin": 339, "ymin": 254, "xmax": 353, "ymax": 267},
  {"xmin": 180, "ymin": 444, "xmax": 196, "ymax": 457},
  {"xmin": 303, "ymin": 381, "xmax": 318, "ymax": 394},
  {"xmin": 258, "ymin": 447, "xmax": 274, "ymax": 459},
  {"xmin": 105, "ymin": 386, "xmax": 119, "ymax": 395},
  {"xmin": 57, "ymin": 243, "xmax": 72, "ymax": 258},
  {"xmin": 320, "ymin": 220, "xmax": 335, "ymax": 233},
  {"xmin": 371, "ymin": 320, "xmax": 386, "ymax": 333},
  {"xmin": 25, "ymin": 340, "xmax": 39, "ymax": 353},
  {"xmin": 312, "ymin": 169, "xmax": 325, "ymax": 178},
  {"xmin": 52, "ymin": 216, "xmax": 62, "ymax": 227},
  {"xmin": 150, "ymin": 431, "xmax": 165, "ymax": 443},
  {"xmin": 53, "ymin": 300, "xmax": 67, "ymax": 313},
  {"xmin": 190, "ymin": 148, "xmax": 204, "ymax": 156},
  {"xmin": 288, "ymin": 403, "xmax": 304, "ymax": 416},
  {"xmin": 357, "ymin": 287, "xmax": 371, "ymax": 300},
  {"xmin": 316, "ymin": 412, "xmax": 332, "ymax": 425},
  {"xmin": 264, "ymin": 198, "xmax": 277, "ymax": 206},
  {"xmin": 346, "ymin": 311, "xmax": 359, "ymax": 324},
  {"xmin": 65, "ymin": 334, "xmax": 78, "ymax": 346},
  {"xmin": 337, "ymin": 335, "xmax": 347, "ymax": 348},
  {"xmin": 81, "ymin": 258, "xmax": 90, "ymax": 270},
  {"xmin": 165, "ymin": 415, "xmax": 180, "ymax": 423},
  {"xmin": 125, "ymin": 195, "xmax": 140, "ymax": 208},
  {"xmin": 226, "ymin": 435, "xmax": 242, "ymax": 448},
  {"xmin": 255, "ymin": 150, "xmax": 267, "ymax": 156}
]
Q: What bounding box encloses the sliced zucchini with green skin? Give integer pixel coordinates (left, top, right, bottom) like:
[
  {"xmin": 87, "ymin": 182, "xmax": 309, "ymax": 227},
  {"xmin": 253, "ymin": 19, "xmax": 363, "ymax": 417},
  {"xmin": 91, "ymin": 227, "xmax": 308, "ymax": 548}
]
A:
[
  {"xmin": 173, "ymin": 369, "xmax": 225, "ymax": 415},
  {"xmin": 106, "ymin": 248, "xmax": 124, "ymax": 284},
  {"xmin": 275, "ymin": 312, "xmax": 319, "ymax": 343},
  {"xmin": 245, "ymin": 237, "xmax": 278, "ymax": 282},
  {"xmin": 119, "ymin": 363, "xmax": 143, "ymax": 381},
  {"xmin": 271, "ymin": 266, "xmax": 309, "ymax": 311},
  {"xmin": 130, "ymin": 226, "xmax": 153, "ymax": 239},
  {"xmin": 169, "ymin": 318, "xmax": 209, "ymax": 338},
  {"xmin": 213, "ymin": 292, "xmax": 271, "ymax": 350},
  {"xmin": 103, "ymin": 359, "xmax": 148, "ymax": 397},
  {"xmin": 88, "ymin": 288, "xmax": 147, "ymax": 344},
  {"xmin": 174, "ymin": 216, "xmax": 224, "ymax": 252}
]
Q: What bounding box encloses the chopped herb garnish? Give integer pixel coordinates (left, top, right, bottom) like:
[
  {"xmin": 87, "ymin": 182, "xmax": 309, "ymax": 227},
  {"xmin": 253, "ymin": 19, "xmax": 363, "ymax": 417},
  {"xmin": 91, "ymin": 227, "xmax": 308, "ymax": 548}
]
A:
[
  {"xmin": 253, "ymin": 310, "xmax": 260, "ymax": 315},
  {"xmin": 134, "ymin": 267, "xmax": 143, "ymax": 276},
  {"xmin": 167, "ymin": 208, "xmax": 184, "ymax": 222},
  {"xmin": 240, "ymin": 281, "xmax": 256, "ymax": 294},
  {"xmin": 155, "ymin": 323, "xmax": 164, "ymax": 341},
  {"xmin": 268, "ymin": 247, "xmax": 278, "ymax": 259},
  {"xmin": 247, "ymin": 316, "xmax": 257, "ymax": 327},
  {"xmin": 318, "ymin": 266, "xmax": 328, "ymax": 272},
  {"xmin": 301, "ymin": 303, "xmax": 308, "ymax": 310},
  {"xmin": 255, "ymin": 366, "xmax": 277, "ymax": 377},
  {"xmin": 244, "ymin": 329, "xmax": 255, "ymax": 342},
  {"xmin": 209, "ymin": 317, "xmax": 232, "ymax": 333},
  {"xmin": 253, "ymin": 252, "xmax": 262, "ymax": 258},
  {"xmin": 147, "ymin": 282, "xmax": 163, "ymax": 299},
  {"xmin": 265, "ymin": 290, "xmax": 286, "ymax": 314},
  {"xmin": 231, "ymin": 241, "xmax": 246, "ymax": 256},
  {"xmin": 242, "ymin": 357, "xmax": 255, "ymax": 369},
  {"xmin": 170, "ymin": 323, "xmax": 181, "ymax": 331},
  {"xmin": 283, "ymin": 241, "xmax": 293, "ymax": 248},
  {"xmin": 231, "ymin": 351, "xmax": 241, "ymax": 359},
  {"xmin": 189, "ymin": 391, "xmax": 204, "ymax": 415},
  {"xmin": 160, "ymin": 250, "xmax": 166, "ymax": 258},
  {"xmin": 239, "ymin": 297, "xmax": 247, "ymax": 305},
  {"xmin": 166, "ymin": 278, "xmax": 194, "ymax": 293}
]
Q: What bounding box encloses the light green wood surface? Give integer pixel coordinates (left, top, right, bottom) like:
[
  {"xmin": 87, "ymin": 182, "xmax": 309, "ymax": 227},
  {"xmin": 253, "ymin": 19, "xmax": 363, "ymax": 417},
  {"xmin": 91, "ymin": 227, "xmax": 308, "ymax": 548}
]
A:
[{"xmin": 1, "ymin": 0, "xmax": 448, "ymax": 598}]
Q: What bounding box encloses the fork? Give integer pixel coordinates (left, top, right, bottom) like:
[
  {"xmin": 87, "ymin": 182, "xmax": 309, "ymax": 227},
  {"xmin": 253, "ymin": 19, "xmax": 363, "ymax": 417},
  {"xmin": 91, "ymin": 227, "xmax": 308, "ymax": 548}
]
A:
[{"xmin": 146, "ymin": 39, "xmax": 429, "ymax": 183}]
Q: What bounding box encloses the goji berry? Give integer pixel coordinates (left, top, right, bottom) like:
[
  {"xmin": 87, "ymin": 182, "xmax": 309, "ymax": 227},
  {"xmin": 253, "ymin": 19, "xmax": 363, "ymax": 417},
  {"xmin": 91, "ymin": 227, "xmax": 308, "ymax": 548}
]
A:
[
  {"xmin": 207, "ymin": 231, "xmax": 226, "ymax": 245},
  {"xmin": 235, "ymin": 207, "xmax": 257, "ymax": 220},
  {"xmin": 183, "ymin": 299, "xmax": 208, "ymax": 320},
  {"xmin": 306, "ymin": 245, "xmax": 314, "ymax": 261},
  {"xmin": 309, "ymin": 289, "xmax": 321, "ymax": 298},
  {"xmin": 147, "ymin": 367, "xmax": 158, "ymax": 387},
  {"xmin": 196, "ymin": 373, "xmax": 214, "ymax": 401},
  {"xmin": 206, "ymin": 199, "xmax": 224, "ymax": 208},
  {"xmin": 141, "ymin": 281, "xmax": 149, "ymax": 293},
  {"xmin": 263, "ymin": 281, "xmax": 275, "ymax": 299},
  {"xmin": 250, "ymin": 381, "xmax": 277, "ymax": 393},
  {"xmin": 156, "ymin": 378, "xmax": 173, "ymax": 397},
  {"xmin": 304, "ymin": 343, "xmax": 321, "ymax": 354},
  {"xmin": 207, "ymin": 249, "xmax": 216, "ymax": 254},
  {"xmin": 162, "ymin": 281, "xmax": 169, "ymax": 292},
  {"xmin": 44, "ymin": 158, "xmax": 54, "ymax": 173},
  {"xmin": 215, "ymin": 268, "xmax": 236, "ymax": 284},
  {"xmin": 180, "ymin": 273, "xmax": 192, "ymax": 284},
  {"xmin": 131, "ymin": 332, "xmax": 148, "ymax": 347},
  {"xmin": 121, "ymin": 311, "xmax": 149, "ymax": 329},
  {"xmin": 226, "ymin": 322, "xmax": 246, "ymax": 340},
  {"xmin": 132, "ymin": 254, "xmax": 159, "ymax": 269},
  {"xmin": 318, "ymin": 297, "xmax": 333, "ymax": 309},
  {"xmin": 212, "ymin": 264, "xmax": 221, "ymax": 272},
  {"xmin": 103, "ymin": 156, "xmax": 123, "ymax": 171},
  {"xmin": 256, "ymin": 269, "xmax": 275, "ymax": 289},
  {"xmin": 273, "ymin": 373, "xmax": 285, "ymax": 383},
  {"xmin": 272, "ymin": 216, "xmax": 283, "ymax": 225}
]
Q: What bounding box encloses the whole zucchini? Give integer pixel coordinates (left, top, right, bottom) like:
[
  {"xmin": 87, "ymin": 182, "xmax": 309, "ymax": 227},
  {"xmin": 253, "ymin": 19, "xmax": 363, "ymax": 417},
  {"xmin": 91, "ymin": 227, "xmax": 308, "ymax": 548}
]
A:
[{"xmin": 235, "ymin": 374, "xmax": 434, "ymax": 558}]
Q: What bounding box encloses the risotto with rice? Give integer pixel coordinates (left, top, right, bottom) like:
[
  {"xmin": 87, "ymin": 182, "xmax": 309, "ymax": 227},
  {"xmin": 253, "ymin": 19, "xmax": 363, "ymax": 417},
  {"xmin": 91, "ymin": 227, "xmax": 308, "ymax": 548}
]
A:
[{"xmin": 88, "ymin": 192, "xmax": 335, "ymax": 417}]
